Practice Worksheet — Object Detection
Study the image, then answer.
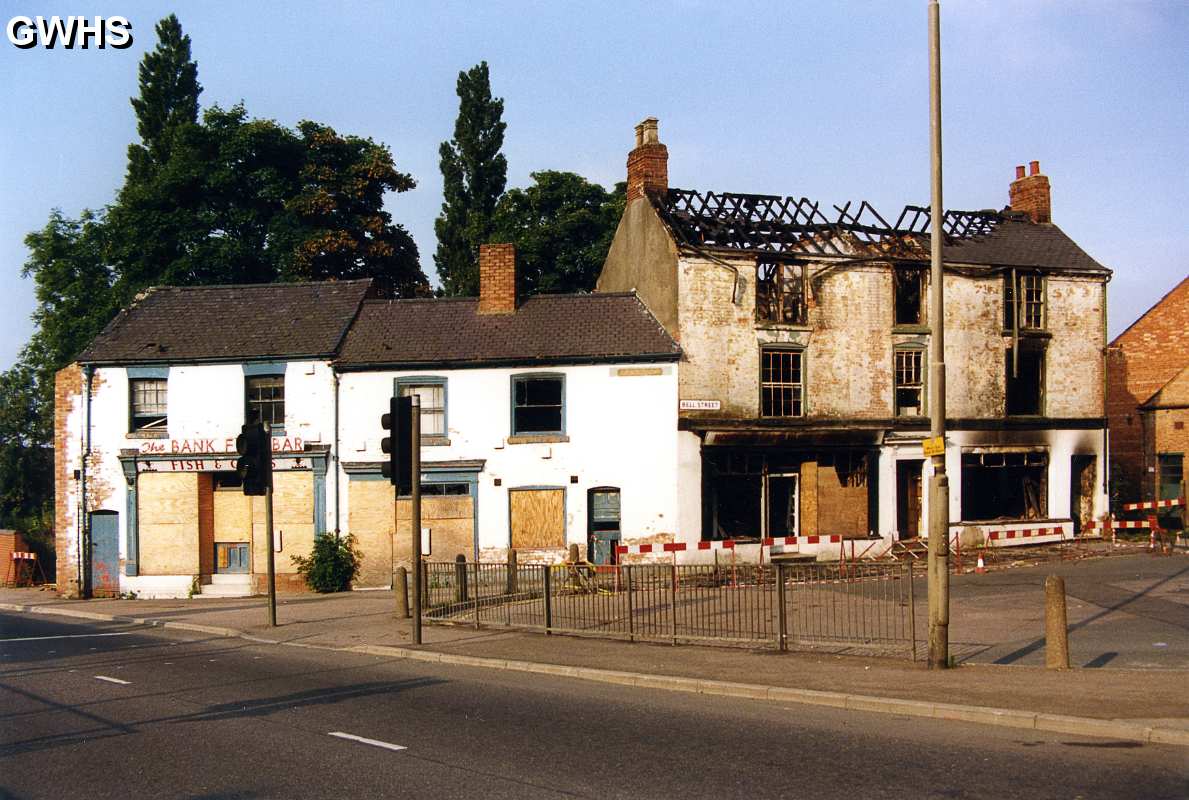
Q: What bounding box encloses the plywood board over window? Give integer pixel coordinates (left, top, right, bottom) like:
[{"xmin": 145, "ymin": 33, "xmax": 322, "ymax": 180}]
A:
[{"xmin": 510, "ymin": 488, "xmax": 565, "ymax": 549}]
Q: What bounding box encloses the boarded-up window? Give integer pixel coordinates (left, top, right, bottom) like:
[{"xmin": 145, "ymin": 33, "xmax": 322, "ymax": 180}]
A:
[{"xmin": 510, "ymin": 488, "xmax": 565, "ymax": 549}]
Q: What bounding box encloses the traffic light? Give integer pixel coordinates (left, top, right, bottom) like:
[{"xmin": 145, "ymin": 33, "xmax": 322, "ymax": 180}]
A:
[
  {"xmin": 235, "ymin": 422, "xmax": 272, "ymax": 496},
  {"xmin": 381, "ymin": 396, "xmax": 413, "ymax": 492}
]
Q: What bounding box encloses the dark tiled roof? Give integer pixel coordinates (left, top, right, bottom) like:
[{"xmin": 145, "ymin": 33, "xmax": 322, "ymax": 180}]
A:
[
  {"xmin": 652, "ymin": 188, "xmax": 1107, "ymax": 273},
  {"xmin": 79, "ymin": 280, "xmax": 373, "ymax": 364},
  {"xmin": 337, "ymin": 293, "xmax": 680, "ymax": 368}
]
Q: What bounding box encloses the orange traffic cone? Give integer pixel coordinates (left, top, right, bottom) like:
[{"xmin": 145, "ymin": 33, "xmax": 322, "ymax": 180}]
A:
[{"xmin": 975, "ymin": 555, "xmax": 986, "ymax": 574}]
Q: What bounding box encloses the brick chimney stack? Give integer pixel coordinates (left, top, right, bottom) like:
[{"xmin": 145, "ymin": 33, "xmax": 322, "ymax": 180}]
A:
[
  {"xmin": 626, "ymin": 117, "xmax": 668, "ymax": 203},
  {"xmin": 478, "ymin": 243, "xmax": 517, "ymax": 315},
  {"xmin": 1009, "ymin": 160, "xmax": 1052, "ymax": 223}
]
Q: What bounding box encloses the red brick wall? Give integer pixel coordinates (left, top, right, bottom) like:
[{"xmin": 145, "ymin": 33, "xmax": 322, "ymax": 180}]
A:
[
  {"xmin": 54, "ymin": 364, "xmax": 82, "ymax": 597},
  {"xmin": 478, "ymin": 243, "xmax": 517, "ymax": 315},
  {"xmin": 198, "ymin": 474, "xmax": 214, "ymax": 577},
  {"xmin": 626, "ymin": 144, "xmax": 669, "ymax": 203},
  {"xmin": 1106, "ymin": 276, "xmax": 1189, "ymax": 501}
]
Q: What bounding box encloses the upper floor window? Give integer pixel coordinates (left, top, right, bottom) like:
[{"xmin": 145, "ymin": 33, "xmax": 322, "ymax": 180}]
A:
[
  {"xmin": 398, "ymin": 380, "xmax": 447, "ymax": 439},
  {"xmin": 512, "ymin": 374, "xmax": 565, "ymax": 434},
  {"xmin": 756, "ymin": 259, "xmax": 807, "ymax": 325},
  {"xmin": 130, "ymin": 378, "xmax": 167, "ymax": 431},
  {"xmin": 245, "ymin": 375, "xmax": 285, "ymax": 428},
  {"xmin": 760, "ymin": 347, "xmax": 804, "ymax": 418},
  {"xmin": 1004, "ymin": 271, "xmax": 1045, "ymax": 330},
  {"xmin": 894, "ymin": 349, "xmax": 925, "ymax": 417},
  {"xmin": 894, "ymin": 267, "xmax": 924, "ymax": 326}
]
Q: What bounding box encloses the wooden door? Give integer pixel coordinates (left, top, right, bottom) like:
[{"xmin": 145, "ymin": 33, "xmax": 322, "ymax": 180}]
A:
[{"xmin": 897, "ymin": 460, "xmax": 923, "ymax": 540}]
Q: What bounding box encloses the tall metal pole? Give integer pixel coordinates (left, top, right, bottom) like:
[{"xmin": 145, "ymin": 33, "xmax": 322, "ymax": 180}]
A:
[
  {"xmin": 927, "ymin": 0, "xmax": 950, "ymax": 669},
  {"xmin": 264, "ymin": 423, "xmax": 277, "ymax": 627},
  {"xmin": 410, "ymin": 395, "xmax": 423, "ymax": 645}
]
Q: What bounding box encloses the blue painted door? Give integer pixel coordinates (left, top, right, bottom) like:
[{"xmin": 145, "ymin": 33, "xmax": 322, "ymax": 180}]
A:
[
  {"xmin": 89, "ymin": 511, "xmax": 120, "ymax": 596},
  {"xmin": 588, "ymin": 489, "xmax": 621, "ymax": 565}
]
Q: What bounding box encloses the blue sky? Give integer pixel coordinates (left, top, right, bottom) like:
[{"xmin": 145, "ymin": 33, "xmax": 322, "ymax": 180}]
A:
[{"xmin": 1, "ymin": 1, "xmax": 1186, "ymax": 369}]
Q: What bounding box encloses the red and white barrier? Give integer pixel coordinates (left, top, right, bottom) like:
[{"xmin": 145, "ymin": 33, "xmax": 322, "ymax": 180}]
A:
[
  {"xmin": 985, "ymin": 526, "xmax": 1067, "ymax": 547},
  {"xmin": 1122, "ymin": 497, "xmax": 1185, "ymax": 511},
  {"xmin": 616, "ymin": 535, "xmax": 842, "ymax": 557},
  {"xmin": 10, "ymin": 551, "xmax": 35, "ymax": 560}
]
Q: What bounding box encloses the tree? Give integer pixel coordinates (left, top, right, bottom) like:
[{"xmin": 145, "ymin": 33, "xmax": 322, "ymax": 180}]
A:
[
  {"xmin": 489, "ymin": 172, "xmax": 625, "ymax": 295},
  {"xmin": 126, "ymin": 13, "xmax": 202, "ymax": 184},
  {"xmin": 434, "ymin": 62, "xmax": 507, "ymax": 295}
]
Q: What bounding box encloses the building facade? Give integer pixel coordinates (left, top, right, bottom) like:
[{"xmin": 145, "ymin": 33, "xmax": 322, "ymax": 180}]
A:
[
  {"xmin": 598, "ymin": 118, "xmax": 1111, "ymax": 559},
  {"xmin": 54, "ymin": 249, "xmax": 681, "ymax": 598},
  {"xmin": 1106, "ymin": 276, "xmax": 1189, "ymax": 508}
]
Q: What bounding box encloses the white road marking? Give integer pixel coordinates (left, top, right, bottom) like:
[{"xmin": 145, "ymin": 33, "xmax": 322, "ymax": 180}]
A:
[
  {"xmin": 328, "ymin": 732, "xmax": 407, "ymax": 752},
  {"xmin": 0, "ymin": 632, "xmax": 137, "ymax": 643},
  {"xmin": 94, "ymin": 675, "xmax": 130, "ymax": 685}
]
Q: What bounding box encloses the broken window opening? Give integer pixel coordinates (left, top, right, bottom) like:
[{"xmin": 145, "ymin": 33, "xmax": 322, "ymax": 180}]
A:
[
  {"xmin": 960, "ymin": 451, "xmax": 1048, "ymax": 521},
  {"xmin": 895, "ymin": 349, "xmax": 925, "ymax": 417},
  {"xmin": 761, "ymin": 348, "xmax": 804, "ymax": 418},
  {"xmin": 756, "ymin": 259, "xmax": 807, "ymax": 325},
  {"xmin": 893, "ymin": 267, "xmax": 924, "ymax": 326},
  {"xmin": 130, "ymin": 378, "xmax": 168, "ymax": 431},
  {"xmin": 245, "ymin": 375, "xmax": 285, "ymax": 428},
  {"xmin": 1005, "ymin": 344, "xmax": 1044, "ymax": 416},
  {"xmin": 1004, "ymin": 271, "xmax": 1045, "ymax": 330}
]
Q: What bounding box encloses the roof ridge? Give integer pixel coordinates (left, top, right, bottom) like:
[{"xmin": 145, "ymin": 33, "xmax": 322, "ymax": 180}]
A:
[{"xmin": 154, "ymin": 278, "xmax": 374, "ymax": 292}]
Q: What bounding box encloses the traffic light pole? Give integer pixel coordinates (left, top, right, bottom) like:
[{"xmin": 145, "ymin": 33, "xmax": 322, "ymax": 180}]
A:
[
  {"xmin": 264, "ymin": 423, "xmax": 277, "ymax": 627},
  {"xmin": 410, "ymin": 396, "xmax": 423, "ymax": 645}
]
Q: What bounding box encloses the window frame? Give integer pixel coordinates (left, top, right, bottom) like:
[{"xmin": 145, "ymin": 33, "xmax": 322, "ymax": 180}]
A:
[
  {"xmin": 759, "ymin": 345, "xmax": 805, "ymax": 419},
  {"xmin": 894, "ymin": 346, "xmax": 927, "ymax": 418},
  {"xmin": 244, "ymin": 374, "xmax": 286, "ymax": 431},
  {"xmin": 1004, "ymin": 271, "xmax": 1046, "ymax": 331},
  {"xmin": 396, "ymin": 376, "xmax": 449, "ymax": 444},
  {"xmin": 510, "ymin": 373, "xmax": 566, "ymax": 436},
  {"xmin": 128, "ymin": 376, "xmax": 169, "ymax": 434},
  {"xmin": 755, "ymin": 258, "xmax": 808, "ymax": 327}
]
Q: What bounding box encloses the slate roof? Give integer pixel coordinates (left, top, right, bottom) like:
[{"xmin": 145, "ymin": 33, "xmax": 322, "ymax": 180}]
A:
[
  {"xmin": 651, "ymin": 188, "xmax": 1107, "ymax": 273},
  {"xmin": 336, "ymin": 293, "xmax": 680, "ymax": 369},
  {"xmin": 78, "ymin": 280, "xmax": 373, "ymax": 365}
]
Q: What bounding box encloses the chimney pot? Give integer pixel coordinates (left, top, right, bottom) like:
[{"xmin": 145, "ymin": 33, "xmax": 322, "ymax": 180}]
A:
[
  {"xmin": 1015, "ymin": 165, "xmax": 1026, "ymax": 180},
  {"xmin": 1029, "ymin": 160, "xmax": 1040, "ymax": 176},
  {"xmin": 478, "ymin": 243, "xmax": 517, "ymax": 315},
  {"xmin": 634, "ymin": 122, "xmax": 645, "ymax": 148}
]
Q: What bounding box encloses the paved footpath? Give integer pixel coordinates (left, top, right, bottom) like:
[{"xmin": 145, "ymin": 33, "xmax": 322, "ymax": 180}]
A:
[{"xmin": 4, "ymin": 552, "xmax": 1188, "ymax": 747}]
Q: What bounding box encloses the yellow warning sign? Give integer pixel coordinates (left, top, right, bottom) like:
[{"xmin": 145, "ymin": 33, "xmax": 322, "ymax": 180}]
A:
[{"xmin": 922, "ymin": 436, "xmax": 946, "ymax": 457}]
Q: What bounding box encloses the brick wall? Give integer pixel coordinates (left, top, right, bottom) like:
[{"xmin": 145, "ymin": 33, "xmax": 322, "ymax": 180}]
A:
[
  {"xmin": 1106, "ymin": 276, "xmax": 1189, "ymax": 500},
  {"xmin": 54, "ymin": 364, "xmax": 82, "ymax": 596},
  {"xmin": 625, "ymin": 118, "xmax": 668, "ymax": 203},
  {"xmin": 1008, "ymin": 162, "xmax": 1051, "ymax": 223},
  {"xmin": 478, "ymin": 242, "xmax": 517, "ymax": 314}
]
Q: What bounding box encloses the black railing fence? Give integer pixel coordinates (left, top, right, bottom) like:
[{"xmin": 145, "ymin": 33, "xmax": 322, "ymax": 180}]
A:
[{"xmin": 421, "ymin": 559, "xmax": 915, "ymax": 659}]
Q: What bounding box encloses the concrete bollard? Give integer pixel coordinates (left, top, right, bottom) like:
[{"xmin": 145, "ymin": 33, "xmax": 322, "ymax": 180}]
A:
[
  {"xmin": 454, "ymin": 554, "xmax": 468, "ymax": 603},
  {"xmin": 1045, "ymin": 574, "xmax": 1070, "ymax": 670},
  {"xmin": 506, "ymin": 549, "xmax": 518, "ymax": 595},
  {"xmin": 395, "ymin": 566, "xmax": 410, "ymax": 619}
]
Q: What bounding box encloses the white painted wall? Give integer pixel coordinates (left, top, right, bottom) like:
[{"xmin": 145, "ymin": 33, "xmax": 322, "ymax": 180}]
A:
[{"xmin": 337, "ymin": 362, "xmax": 680, "ymax": 556}]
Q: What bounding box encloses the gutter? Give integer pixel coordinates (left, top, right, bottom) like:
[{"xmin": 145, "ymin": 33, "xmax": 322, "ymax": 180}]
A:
[
  {"xmin": 333, "ymin": 369, "xmax": 341, "ymax": 537},
  {"xmin": 80, "ymin": 365, "xmax": 93, "ymax": 598},
  {"xmin": 333, "ymin": 352, "xmax": 681, "ymax": 373}
]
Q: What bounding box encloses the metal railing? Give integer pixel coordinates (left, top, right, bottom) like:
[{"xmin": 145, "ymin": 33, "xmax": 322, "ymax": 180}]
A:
[{"xmin": 421, "ymin": 559, "xmax": 916, "ymax": 659}]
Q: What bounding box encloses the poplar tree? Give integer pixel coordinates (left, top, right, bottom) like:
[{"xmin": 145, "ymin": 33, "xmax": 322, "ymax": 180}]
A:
[
  {"xmin": 126, "ymin": 13, "xmax": 202, "ymax": 183},
  {"xmin": 434, "ymin": 62, "xmax": 507, "ymax": 295}
]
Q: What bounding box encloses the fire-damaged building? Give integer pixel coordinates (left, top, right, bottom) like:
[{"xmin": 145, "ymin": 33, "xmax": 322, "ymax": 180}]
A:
[{"xmin": 597, "ymin": 118, "xmax": 1111, "ymax": 558}]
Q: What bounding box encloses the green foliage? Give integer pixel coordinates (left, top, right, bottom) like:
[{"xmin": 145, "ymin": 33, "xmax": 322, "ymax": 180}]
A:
[
  {"xmin": 291, "ymin": 534, "xmax": 361, "ymax": 593},
  {"xmin": 126, "ymin": 13, "xmax": 202, "ymax": 183},
  {"xmin": 434, "ymin": 62, "xmax": 507, "ymax": 296},
  {"xmin": 489, "ymin": 172, "xmax": 625, "ymax": 295}
]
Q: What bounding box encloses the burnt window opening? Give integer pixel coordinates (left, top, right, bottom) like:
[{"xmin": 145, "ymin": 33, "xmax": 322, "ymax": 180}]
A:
[
  {"xmin": 829, "ymin": 451, "xmax": 868, "ymax": 487},
  {"xmin": 761, "ymin": 348, "xmax": 804, "ymax": 418},
  {"xmin": 213, "ymin": 471, "xmax": 242, "ymax": 491},
  {"xmin": 1005, "ymin": 344, "xmax": 1044, "ymax": 416},
  {"xmin": 703, "ymin": 452, "xmax": 762, "ymax": 540},
  {"xmin": 1004, "ymin": 271, "xmax": 1045, "ymax": 330},
  {"xmin": 894, "ymin": 267, "xmax": 924, "ymax": 326},
  {"xmin": 895, "ymin": 349, "xmax": 924, "ymax": 417},
  {"xmin": 756, "ymin": 260, "xmax": 807, "ymax": 325},
  {"xmin": 961, "ymin": 451, "xmax": 1048, "ymax": 521}
]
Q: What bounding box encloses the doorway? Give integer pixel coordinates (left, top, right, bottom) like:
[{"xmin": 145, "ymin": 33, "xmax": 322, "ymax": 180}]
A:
[
  {"xmin": 88, "ymin": 510, "xmax": 120, "ymax": 596},
  {"xmin": 764, "ymin": 473, "xmax": 799, "ymax": 537},
  {"xmin": 587, "ymin": 488, "xmax": 621, "ymax": 565},
  {"xmin": 1069, "ymin": 455, "xmax": 1096, "ymax": 534},
  {"xmin": 896, "ymin": 460, "xmax": 924, "ymax": 540}
]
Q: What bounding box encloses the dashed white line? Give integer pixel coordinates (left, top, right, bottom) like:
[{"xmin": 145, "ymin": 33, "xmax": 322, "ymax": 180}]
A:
[
  {"xmin": 94, "ymin": 675, "xmax": 130, "ymax": 685},
  {"xmin": 328, "ymin": 732, "xmax": 407, "ymax": 752}
]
